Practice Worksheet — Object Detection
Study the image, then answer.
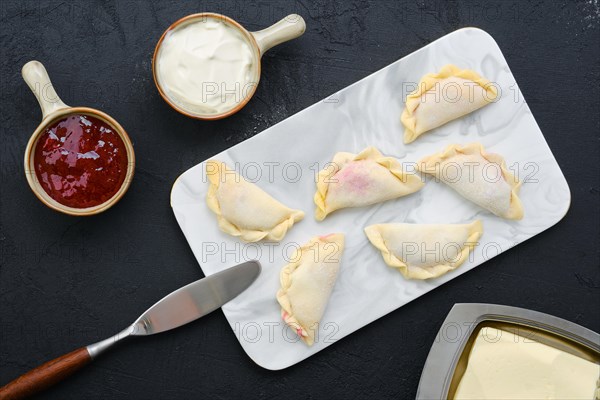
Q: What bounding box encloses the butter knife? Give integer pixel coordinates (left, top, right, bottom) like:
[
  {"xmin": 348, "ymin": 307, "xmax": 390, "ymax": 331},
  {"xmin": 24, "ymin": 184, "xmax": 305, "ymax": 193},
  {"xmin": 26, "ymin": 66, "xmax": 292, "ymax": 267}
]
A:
[{"xmin": 0, "ymin": 260, "xmax": 261, "ymax": 400}]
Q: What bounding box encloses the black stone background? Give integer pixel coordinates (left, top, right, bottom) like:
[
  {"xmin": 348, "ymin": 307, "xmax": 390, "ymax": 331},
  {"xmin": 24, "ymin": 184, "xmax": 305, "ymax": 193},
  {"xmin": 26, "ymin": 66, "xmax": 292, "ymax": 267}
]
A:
[{"xmin": 1, "ymin": 1, "xmax": 599, "ymax": 399}]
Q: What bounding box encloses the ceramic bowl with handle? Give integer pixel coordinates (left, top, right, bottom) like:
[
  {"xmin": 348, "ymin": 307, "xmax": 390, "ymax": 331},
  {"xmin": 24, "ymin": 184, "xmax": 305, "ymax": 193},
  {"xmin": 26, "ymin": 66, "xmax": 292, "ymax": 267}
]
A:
[
  {"xmin": 22, "ymin": 61, "xmax": 135, "ymax": 216},
  {"xmin": 152, "ymin": 13, "xmax": 306, "ymax": 120}
]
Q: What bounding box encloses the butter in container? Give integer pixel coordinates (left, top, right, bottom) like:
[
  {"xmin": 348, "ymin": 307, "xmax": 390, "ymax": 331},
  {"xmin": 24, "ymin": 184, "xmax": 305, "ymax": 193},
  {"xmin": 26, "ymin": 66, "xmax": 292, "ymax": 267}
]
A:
[{"xmin": 417, "ymin": 304, "xmax": 600, "ymax": 400}]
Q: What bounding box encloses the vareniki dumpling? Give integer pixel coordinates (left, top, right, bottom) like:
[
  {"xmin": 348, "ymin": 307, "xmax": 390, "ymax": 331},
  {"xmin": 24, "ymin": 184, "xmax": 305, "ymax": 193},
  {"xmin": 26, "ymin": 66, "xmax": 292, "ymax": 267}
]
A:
[
  {"xmin": 401, "ymin": 65, "xmax": 498, "ymax": 143},
  {"xmin": 206, "ymin": 160, "xmax": 304, "ymax": 242},
  {"xmin": 314, "ymin": 146, "xmax": 424, "ymax": 220},
  {"xmin": 418, "ymin": 143, "xmax": 523, "ymax": 220},
  {"xmin": 277, "ymin": 233, "xmax": 345, "ymax": 346},
  {"xmin": 365, "ymin": 221, "xmax": 483, "ymax": 279}
]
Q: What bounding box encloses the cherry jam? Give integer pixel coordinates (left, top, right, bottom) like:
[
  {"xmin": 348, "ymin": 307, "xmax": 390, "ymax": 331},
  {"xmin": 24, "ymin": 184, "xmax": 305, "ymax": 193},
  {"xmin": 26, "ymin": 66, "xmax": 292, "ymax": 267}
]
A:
[{"xmin": 33, "ymin": 114, "xmax": 128, "ymax": 208}]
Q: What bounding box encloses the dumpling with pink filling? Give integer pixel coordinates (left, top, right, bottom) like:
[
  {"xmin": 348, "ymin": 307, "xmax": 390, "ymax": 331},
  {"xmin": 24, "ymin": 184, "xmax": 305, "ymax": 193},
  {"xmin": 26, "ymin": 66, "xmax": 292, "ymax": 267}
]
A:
[
  {"xmin": 276, "ymin": 233, "xmax": 344, "ymax": 346},
  {"xmin": 314, "ymin": 147, "xmax": 424, "ymax": 220}
]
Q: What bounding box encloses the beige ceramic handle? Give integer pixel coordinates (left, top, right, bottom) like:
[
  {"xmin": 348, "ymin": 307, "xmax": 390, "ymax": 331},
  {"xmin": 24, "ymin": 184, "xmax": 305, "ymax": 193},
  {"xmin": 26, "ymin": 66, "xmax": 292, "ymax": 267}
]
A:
[
  {"xmin": 22, "ymin": 61, "xmax": 69, "ymax": 120},
  {"xmin": 251, "ymin": 14, "xmax": 306, "ymax": 55}
]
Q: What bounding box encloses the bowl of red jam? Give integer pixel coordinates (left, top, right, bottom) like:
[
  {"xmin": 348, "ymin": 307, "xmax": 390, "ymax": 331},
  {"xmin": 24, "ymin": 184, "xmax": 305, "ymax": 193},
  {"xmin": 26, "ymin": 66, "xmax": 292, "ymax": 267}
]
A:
[{"xmin": 22, "ymin": 61, "xmax": 135, "ymax": 216}]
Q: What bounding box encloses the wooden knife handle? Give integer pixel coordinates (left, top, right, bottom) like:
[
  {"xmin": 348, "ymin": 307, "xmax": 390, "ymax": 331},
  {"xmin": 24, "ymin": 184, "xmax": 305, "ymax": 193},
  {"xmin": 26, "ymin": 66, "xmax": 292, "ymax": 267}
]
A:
[{"xmin": 0, "ymin": 347, "xmax": 91, "ymax": 400}]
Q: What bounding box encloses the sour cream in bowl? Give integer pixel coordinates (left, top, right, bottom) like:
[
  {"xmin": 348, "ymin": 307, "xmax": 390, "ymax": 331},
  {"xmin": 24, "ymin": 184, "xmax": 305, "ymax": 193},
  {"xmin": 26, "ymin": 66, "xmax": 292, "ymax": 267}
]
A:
[{"xmin": 153, "ymin": 13, "xmax": 306, "ymax": 120}]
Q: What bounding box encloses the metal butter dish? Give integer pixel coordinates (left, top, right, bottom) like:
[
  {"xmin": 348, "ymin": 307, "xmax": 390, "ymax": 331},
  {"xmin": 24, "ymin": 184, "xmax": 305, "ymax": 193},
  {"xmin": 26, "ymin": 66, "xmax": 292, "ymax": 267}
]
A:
[{"xmin": 416, "ymin": 303, "xmax": 600, "ymax": 400}]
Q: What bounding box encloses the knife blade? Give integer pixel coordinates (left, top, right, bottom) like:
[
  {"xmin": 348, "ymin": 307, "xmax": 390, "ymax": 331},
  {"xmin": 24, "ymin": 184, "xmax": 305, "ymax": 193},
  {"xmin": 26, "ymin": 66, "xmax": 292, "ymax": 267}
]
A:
[
  {"xmin": 130, "ymin": 260, "xmax": 261, "ymax": 336},
  {"xmin": 0, "ymin": 261, "xmax": 261, "ymax": 400}
]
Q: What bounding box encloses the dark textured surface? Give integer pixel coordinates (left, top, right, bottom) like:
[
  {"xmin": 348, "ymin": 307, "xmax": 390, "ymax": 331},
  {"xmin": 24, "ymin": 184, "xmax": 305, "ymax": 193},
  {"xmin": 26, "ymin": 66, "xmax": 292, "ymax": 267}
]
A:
[{"xmin": 1, "ymin": 1, "xmax": 599, "ymax": 399}]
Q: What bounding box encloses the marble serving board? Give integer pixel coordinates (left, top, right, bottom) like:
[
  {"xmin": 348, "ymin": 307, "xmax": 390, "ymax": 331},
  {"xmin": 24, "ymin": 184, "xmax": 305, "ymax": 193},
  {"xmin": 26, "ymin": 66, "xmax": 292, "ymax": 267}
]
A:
[{"xmin": 170, "ymin": 28, "xmax": 570, "ymax": 370}]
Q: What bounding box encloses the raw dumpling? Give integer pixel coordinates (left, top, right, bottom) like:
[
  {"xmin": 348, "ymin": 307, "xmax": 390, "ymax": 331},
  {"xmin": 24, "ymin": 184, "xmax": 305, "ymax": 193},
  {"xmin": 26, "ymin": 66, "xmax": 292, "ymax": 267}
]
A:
[
  {"xmin": 206, "ymin": 160, "xmax": 304, "ymax": 242},
  {"xmin": 314, "ymin": 146, "xmax": 424, "ymax": 220},
  {"xmin": 418, "ymin": 143, "xmax": 524, "ymax": 220},
  {"xmin": 365, "ymin": 220, "xmax": 483, "ymax": 279},
  {"xmin": 276, "ymin": 233, "xmax": 345, "ymax": 346},
  {"xmin": 401, "ymin": 65, "xmax": 498, "ymax": 143}
]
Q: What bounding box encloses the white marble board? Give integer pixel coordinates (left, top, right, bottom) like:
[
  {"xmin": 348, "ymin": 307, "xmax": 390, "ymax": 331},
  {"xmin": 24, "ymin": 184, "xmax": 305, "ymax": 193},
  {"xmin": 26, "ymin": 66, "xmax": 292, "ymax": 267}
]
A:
[{"xmin": 170, "ymin": 28, "xmax": 570, "ymax": 370}]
